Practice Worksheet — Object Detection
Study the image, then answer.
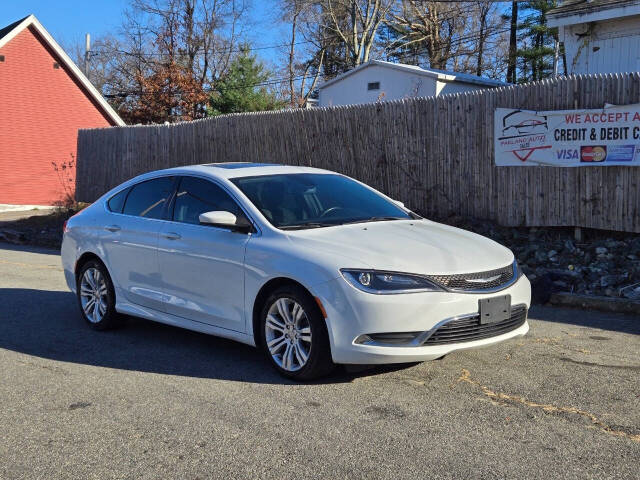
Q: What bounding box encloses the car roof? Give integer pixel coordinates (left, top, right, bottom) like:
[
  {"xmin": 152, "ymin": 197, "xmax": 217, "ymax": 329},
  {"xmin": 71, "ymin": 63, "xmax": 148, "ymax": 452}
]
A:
[{"xmin": 156, "ymin": 163, "xmax": 336, "ymax": 180}]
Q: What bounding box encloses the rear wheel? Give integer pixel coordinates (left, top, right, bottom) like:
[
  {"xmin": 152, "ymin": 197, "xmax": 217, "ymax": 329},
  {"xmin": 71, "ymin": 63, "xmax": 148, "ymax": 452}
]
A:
[
  {"xmin": 76, "ymin": 259, "xmax": 120, "ymax": 330},
  {"xmin": 259, "ymin": 285, "xmax": 334, "ymax": 380}
]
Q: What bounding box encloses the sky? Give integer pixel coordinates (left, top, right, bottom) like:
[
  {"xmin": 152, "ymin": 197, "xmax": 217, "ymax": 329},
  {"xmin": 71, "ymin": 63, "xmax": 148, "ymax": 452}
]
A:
[{"xmin": 0, "ymin": 0, "xmax": 286, "ymax": 65}]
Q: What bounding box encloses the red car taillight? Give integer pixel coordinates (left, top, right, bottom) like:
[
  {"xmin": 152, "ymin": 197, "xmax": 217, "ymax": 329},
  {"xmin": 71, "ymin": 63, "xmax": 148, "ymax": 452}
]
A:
[{"xmin": 63, "ymin": 220, "xmax": 69, "ymax": 233}]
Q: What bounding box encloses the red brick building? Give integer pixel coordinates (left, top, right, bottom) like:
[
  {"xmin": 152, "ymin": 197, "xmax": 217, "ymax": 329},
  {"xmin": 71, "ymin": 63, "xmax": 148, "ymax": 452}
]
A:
[{"xmin": 0, "ymin": 15, "xmax": 124, "ymax": 206}]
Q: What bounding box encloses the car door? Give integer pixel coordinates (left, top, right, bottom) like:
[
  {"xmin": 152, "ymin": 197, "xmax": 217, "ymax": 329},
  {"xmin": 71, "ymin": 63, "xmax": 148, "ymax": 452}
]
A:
[
  {"xmin": 101, "ymin": 176, "xmax": 176, "ymax": 312},
  {"xmin": 157, "ymin": 176, "xmax": 251, "ymax": 332}
]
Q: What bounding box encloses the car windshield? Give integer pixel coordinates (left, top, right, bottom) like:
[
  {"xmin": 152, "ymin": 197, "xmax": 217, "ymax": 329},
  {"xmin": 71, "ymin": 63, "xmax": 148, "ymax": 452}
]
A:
[{"xmin": 231, "ymin": 173, "xmax": 413, "ymax": 229}]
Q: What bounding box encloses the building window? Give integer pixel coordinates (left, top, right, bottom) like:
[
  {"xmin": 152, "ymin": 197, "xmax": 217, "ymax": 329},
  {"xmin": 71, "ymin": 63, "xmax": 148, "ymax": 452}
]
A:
[
  {"xmin": 367, "ymin": 82, "xmax": 380, "ymax": 91},
  {"xmin": 0, "ymin": 55, "xmax": 5, "ymax": 62},
  {"xmin": 53, "ymin": 62, "xmax": 60, "ymax": 69}
]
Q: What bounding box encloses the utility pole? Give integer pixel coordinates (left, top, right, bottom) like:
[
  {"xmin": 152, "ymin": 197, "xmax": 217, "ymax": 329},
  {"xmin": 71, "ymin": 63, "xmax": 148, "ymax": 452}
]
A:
[
  {"xmin": 84, "ymin": 33, "xmax": 91, "ymax": 77},
  {"xmin": 506, "ymin": 1, "xmax": 518, "ymax": 84}
]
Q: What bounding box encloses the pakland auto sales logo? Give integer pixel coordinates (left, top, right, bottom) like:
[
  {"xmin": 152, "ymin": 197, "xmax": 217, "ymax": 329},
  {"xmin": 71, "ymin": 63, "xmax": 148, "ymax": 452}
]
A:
[
  {"xmin": 580, "ymin": 146, "xmax": 607, "ymax": 162},
  {"xmin": 499, "ymin": 109, "xmax": 552, "ymax": 162}
]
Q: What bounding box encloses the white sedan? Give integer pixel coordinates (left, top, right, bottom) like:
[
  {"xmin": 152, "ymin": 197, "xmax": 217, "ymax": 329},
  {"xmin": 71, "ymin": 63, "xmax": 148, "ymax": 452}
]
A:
[{"xmin": 62, "ymin": 163, "xmax": 531, "ymax": 380}]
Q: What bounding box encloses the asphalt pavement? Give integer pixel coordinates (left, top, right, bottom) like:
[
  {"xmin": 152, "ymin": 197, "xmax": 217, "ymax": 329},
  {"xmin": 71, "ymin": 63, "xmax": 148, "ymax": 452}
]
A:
[{"xmin": 0, "ymin": 242, "xmax": 638, "ymax": 479}]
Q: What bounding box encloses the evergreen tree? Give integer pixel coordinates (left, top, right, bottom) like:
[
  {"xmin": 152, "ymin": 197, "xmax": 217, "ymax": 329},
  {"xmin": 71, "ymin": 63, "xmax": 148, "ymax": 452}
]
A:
[
  {"xmin": 208, "ymin": 48, "xmax": 283, "ymax": 116},
  {"xmin": 517, "ymin": 0, "xmax": 557, "ymax": 82}
]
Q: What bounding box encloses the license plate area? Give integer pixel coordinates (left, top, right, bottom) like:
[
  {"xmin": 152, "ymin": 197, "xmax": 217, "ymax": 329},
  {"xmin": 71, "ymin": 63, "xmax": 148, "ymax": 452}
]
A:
[{"xmin": 479, "ymin": 295, "xmax": 511, "ymax": 324}]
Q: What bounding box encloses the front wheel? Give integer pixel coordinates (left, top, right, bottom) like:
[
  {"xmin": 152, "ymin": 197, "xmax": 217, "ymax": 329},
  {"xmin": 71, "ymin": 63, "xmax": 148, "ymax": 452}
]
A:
[
  {"xmin": 259, "ymin": 286, "xmax": 334, "ymax": 381},
  {"xmin": 76, "ymin": 259, "xmax": 120, "ymax": 330}
]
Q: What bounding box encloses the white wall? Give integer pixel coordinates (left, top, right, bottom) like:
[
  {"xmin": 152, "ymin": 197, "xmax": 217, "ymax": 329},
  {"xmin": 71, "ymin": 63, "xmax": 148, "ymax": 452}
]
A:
[
  {"xmin": 318, "ymin": 65, "xmax": 438, "ymax": 107},
  {"xmin": 318, "ymin": 65, "xmax": 496, "ymax": 107},
  {"xmin": 560, "ymin": 15, "xmax": 640, "ymax": 74},
  {"xmin": 436, "ymin": 81, "xmax": 490, "ymax": 96}
]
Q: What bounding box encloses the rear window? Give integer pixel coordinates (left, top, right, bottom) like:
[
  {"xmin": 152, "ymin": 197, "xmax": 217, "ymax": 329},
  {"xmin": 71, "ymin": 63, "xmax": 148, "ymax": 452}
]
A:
[
  {"xmin": 122, "ymin": 177, "xmax": 175, "ymax": 219},
  {"xmin": 107, "ymin": 188, "xmax": 129, "ymax": 213}
]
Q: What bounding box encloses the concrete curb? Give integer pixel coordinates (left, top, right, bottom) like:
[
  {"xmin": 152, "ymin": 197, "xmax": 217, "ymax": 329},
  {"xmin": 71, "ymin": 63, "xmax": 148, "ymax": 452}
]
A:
[
  {"xmin": 550, "ymin": 292, "xmax": 640, "ymax": 315},
  {"xmin": 0, "ymin": 204, "xmax": 55, "ymax": 212}
]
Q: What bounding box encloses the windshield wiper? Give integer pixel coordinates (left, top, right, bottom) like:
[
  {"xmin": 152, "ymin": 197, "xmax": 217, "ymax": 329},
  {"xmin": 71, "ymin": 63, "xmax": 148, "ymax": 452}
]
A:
[
  {"xmin": 341, "ymin": 216, "xmax": 406, "ymax": 225},
  {"xmin": 280, "ymin": 216, "xmax": 408, "ymax": 230},
  {"xmin": 279, "ymin": 222, "xmax": 337, "ymax": 230}
]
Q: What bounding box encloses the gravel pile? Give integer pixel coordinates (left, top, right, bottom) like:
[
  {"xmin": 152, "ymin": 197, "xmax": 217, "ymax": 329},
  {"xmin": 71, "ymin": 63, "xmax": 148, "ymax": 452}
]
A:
[{"xmin": 441, "ymin": 216, "xmax": 640, "ymax": 301}]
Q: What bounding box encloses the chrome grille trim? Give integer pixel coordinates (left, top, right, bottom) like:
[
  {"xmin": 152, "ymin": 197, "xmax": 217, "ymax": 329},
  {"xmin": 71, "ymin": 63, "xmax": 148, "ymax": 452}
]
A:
[
  {"xmin": 426, "ymin": 261, "xmax": 518, "ymax": 293},
  {"xmin": 420, "ymin": 305, "xmax": 528, "ymax": 346},
  {"xmin": 352, "ymin": 304, "xmax": 528, "ymax": 348}
]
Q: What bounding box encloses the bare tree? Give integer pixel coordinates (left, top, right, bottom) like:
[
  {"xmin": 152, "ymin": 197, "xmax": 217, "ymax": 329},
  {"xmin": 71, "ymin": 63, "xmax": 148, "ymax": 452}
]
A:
[
  {"xmin": 386, "ymin": 1, "xmax": 507, "ymax": 79},
  {"xmin": 322, "ymin": 0, "xmax": 395, "ymax": 68},
  {"xmin": 388, "ymin": 1, "xmax": 470, "ymax": 70},
  {"xmin": 74, "ymin": 0, "xmax": 250, "ymax": 123},
  {"xmin": 474, "ymin": 1, "xmax": 490, "ymax": 76},
  {"xmin": 279, "ymin": 1, "xmax": 332, "ymax": 107}
]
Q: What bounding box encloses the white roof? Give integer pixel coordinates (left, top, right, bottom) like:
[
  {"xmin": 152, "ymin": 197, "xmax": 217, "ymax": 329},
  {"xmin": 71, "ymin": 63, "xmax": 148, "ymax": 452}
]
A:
[
  {"xmin": 318, "ymin": 60, "xmax": 508, "ymax": 90},
  {"xmin": 548, "ymin": 0, "xmax": 640, "ymax": 27},
  {"xmin": 0, "ymin": 14, "xmax": 125, "ymax": 126}
]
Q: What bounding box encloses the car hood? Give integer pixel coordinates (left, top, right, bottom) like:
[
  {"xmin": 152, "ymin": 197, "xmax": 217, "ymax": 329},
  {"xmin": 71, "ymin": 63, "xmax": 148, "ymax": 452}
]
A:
[{"xmin": 286, "ymin": 220, "xmax": 514, "ymax": 275}]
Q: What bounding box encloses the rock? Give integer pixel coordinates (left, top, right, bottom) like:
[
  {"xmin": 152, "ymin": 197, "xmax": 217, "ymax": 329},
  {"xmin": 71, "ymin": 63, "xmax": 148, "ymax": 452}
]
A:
[
  {"xmin": 595, "ymin": 247, "xmax": 608, "ymax": 255},
  {"xmin": 600, "ymin": 274, "xmax": 628, "ymax": 288},
  {"xmin": 620, "ymin": 284, "xmax": 640, "ymax": 300},
  {"xmin": 546, "ymin": 268, "xmax": 581, "ymax": 279},
  {"xmin": 564, "ymin": 240, "xmax": 577, "ymax": 253},
  {"xmin": 553, "ymin": 280, "xmax": 568, "ymax": 289},
  {"xmin": 535, "ymin": 250, "xmax": 548, "ymax": 262}
]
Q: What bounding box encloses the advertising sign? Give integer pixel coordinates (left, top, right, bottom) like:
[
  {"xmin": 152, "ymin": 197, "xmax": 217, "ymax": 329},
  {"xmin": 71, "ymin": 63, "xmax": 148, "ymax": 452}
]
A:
[{"xmin": 494, "ymin": 104, "xmax": 640, "ymax": 166}]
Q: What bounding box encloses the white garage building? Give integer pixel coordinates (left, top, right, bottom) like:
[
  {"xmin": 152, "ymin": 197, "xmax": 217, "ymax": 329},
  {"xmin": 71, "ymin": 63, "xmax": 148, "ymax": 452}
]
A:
[
  {"xmin": 548, "ymin": 0, "xmax": 640, "ymax": 74},
  {"xmin": 317, "ymin": 60, "xmax": 507, "ymax": 108}
]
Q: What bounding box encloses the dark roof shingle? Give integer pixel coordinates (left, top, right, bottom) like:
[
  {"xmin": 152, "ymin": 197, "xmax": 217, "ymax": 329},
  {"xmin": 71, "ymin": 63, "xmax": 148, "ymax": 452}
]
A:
[
  {"xmin": 0, "ymin": 15, "xmax": 29, "ymax": 41},
  {"xmin": 548, "ymin": 0, "xmax": 638, "ymax": 17}
]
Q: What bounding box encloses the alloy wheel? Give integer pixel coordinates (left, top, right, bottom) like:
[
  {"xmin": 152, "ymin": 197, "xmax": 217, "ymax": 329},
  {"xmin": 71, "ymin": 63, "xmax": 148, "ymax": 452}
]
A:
[
  {"xmin": 80, "ymin": 267, "xmax": 108, "ymax": 324},
  {"xmin": 264, "ymin": 297, "xmax": 312, "ymax": 372}
]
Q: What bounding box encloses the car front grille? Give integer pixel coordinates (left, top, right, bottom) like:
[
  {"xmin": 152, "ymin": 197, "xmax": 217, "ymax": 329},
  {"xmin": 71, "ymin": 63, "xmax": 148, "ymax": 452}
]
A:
[
  {"xmin": 422, "ymin": 305, "xmax": 527, "ymax": 346},
  {"xmin": 426, "ymin": 263, "xmax": 515, "ymax": 291}
]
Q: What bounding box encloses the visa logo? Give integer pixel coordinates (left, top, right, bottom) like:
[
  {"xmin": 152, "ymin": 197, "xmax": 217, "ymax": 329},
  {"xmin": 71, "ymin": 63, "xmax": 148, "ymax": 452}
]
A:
[{"xmin": 556, "ymin": 149, "xmax": 579, "ymax": 160}]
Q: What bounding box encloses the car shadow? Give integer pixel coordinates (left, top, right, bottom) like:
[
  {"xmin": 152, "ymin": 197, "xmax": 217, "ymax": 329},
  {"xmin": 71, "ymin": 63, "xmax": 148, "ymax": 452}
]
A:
[{"xmin": 0, "ymin": 288, "xmax": 412, "ymax": 384}]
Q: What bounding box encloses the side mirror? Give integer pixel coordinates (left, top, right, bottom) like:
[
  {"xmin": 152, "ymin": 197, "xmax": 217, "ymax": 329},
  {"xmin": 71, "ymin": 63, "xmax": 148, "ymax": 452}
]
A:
[
  {"xmin": 393, "ymin": 200, "xmax": 405, "ymax": 209},
  {"xmin": 199, "ymin": 211, "xmax": 252, "ymax": 233}
]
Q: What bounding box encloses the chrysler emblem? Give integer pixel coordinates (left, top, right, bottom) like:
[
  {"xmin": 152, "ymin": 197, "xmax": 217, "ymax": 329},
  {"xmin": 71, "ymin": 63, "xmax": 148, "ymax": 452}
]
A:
[{"xmin": 467, "ymin": 274, "xmax": 501, "ymax": 284}]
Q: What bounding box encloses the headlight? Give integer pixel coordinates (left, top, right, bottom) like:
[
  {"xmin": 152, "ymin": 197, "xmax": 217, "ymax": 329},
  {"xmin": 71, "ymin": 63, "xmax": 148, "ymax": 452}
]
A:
[
  {"xmin": 341, "ymin": 269, "xmax": 444, "ymax": 294},
  {"xmin": 514, "ymin": 260, "xmax": 524, "ymax": 279}
]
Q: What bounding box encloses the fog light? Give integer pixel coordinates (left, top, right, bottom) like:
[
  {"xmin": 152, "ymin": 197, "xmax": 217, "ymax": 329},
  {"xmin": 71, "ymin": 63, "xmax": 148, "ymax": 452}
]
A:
[
  {"xmin": 358, "ymin": 272, "xmax": 371, "ymax": 286},
  {"xmin": 354, "ymin": 334, "xmax": 373, "ymax": 345}
]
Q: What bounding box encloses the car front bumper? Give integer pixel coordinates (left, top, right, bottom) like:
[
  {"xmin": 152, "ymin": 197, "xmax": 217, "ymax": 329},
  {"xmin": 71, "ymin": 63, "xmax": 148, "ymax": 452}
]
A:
[{"xmin": 313, "ymin": 274, "xmax": 531, "ymax": 364}]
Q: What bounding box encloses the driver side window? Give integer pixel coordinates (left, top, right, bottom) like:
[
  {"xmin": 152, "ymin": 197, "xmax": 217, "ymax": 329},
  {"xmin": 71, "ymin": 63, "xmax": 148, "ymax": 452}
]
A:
[{"xmin": 172, "ymin": 176, "xmax": 244, "ymax": 225}]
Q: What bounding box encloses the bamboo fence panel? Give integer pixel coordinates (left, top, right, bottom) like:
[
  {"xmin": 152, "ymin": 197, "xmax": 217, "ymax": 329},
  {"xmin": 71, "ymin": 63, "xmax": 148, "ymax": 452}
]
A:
[{"xmin": 77, "ymin": 73, "xmax": 640, "ymax": 233}]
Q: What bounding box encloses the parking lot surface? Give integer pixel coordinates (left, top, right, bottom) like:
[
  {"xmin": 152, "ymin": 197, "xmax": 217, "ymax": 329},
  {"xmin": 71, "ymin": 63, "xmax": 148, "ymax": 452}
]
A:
[{"xmin": 0, "ymin": 243, "xmax": 638, "ymax": 479}]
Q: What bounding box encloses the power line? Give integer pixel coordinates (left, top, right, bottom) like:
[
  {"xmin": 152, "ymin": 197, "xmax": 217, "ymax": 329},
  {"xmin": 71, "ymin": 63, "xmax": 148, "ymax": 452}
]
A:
[
  {"xmin": 90, "ymin": 2, "xmax": 518, "ymax": 58},
  {"xmin": 100, "ymin": 12, "xmax": 542, "ymax": 98}
]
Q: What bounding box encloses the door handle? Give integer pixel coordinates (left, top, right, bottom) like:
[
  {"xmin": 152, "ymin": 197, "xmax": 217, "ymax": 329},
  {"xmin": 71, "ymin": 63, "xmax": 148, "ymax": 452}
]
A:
[
  {"xmin": 162, "ymin": 232, "xmax": 181, "ymax": 240},
  {"xmin": 105, "ymin": 225, "xmax": 121, "ymax": 232}
]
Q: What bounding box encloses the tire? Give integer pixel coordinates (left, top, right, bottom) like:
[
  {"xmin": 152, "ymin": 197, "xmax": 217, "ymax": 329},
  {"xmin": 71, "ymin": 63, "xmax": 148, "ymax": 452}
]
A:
[
  {"xmin": 76, "ymin": 259, "xmax": 120, "ymax": 330},
  {"xmin": 259, "ymin": 285, "xmax": 335, "ymax": 381}
]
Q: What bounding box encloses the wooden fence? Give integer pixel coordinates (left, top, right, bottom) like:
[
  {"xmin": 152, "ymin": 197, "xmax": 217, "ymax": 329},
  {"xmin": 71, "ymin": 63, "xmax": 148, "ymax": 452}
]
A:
[{"xmin": 77, "ymin": 73, "xmax": 640, "ymax": 233}]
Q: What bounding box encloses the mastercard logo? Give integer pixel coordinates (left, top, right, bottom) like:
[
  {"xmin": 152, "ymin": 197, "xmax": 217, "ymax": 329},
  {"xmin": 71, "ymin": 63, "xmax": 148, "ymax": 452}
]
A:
[{"xmin": 581, "ymin": 146, "xmax": 607, "ymax": 162}]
